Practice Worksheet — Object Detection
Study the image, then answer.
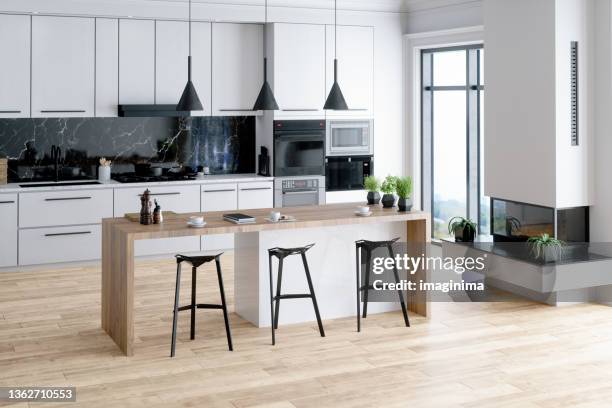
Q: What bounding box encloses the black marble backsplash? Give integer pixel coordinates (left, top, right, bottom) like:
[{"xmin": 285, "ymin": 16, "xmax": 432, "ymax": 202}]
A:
[{"xmin": 0, "ymin": 116, "xmax": 255, "ymax": 182}]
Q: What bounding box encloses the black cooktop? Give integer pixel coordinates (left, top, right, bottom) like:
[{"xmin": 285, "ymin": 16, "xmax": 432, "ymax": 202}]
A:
[{"xmin": 112, "ymin": 173, "xmax": 198, "ymax": 184}]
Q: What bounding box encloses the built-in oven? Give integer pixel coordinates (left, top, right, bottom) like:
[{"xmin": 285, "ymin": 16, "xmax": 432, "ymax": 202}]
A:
[
  {"xmin": 274, "ymin": 120, "xmax": 326, "ymax": 177},
  {"xmin": 326, "ymin": 119, "xmax": 373, "ymax": 156},
  {"xmin": 274, "ymin": 176, "xmax": 326, "ymax": 208},
  {"xmin": 325, "ymin": 156, "xmax": 373, "ymax": 191}
]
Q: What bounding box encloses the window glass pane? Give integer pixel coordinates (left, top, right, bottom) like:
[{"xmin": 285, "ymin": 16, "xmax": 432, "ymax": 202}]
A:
[
  {"xmin": 433, "ymin": 50, "xmax": 466, "ymax": 87},
  {"xmin": 433, "ymin": 90, "xmax": 467, "ymax": 239},
  {"xmin": 479, "ymin": 49, "xmax": 485, "ymax": 85},
  {"xmin": 479, "ymin": 90, "xmax": 489, "ymax": 234}
]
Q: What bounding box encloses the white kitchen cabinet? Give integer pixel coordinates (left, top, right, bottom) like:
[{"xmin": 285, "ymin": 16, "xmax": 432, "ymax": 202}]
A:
[
  {"xmin": 114, "ymin": 185, "xmax": 200, "ymax": 256},
  {"xmin": 325, "ymin": 25, "xmax": 374, "ymax": 118},
  {"xmin": 119, "ymin": 19, "xmax": 155, "ymax": 104},
  {"xmin": 19, "ymin": 224, "xmax": 101, "ymax": 266},
  {"xmin": 0, "ymin": 194, "xmax": 18, "ymax": 268},
  {"xmin": 31, "ymin": 16, "xmax": 95, "ymax": 117},
  {"xmin": 156, "ymin": 21, "xmax": 212, "ymax": 116},
  {"xmin": 212, "ymin": 23, "xmax": 263, "ymax": 116},
  {"xmin": 272, "ymin": 23, "xmax": 326, "ymax": 118},
  {"xmin": 95, "ymin": 18, "xmax": 119, "ymax": 117},
  {"xmin": 19, "ymin": 189, "xmax": 113, "ymax": 228},
  {"xmin": 238, "ymin": 181, "xmax": 273, "ymax": 210},
  {"xmin": 201, "ymin": 183, "xmax": 237, "ymax": 251},
  {"xmin": 0, "ymin": 15, "xmax": 30, "ymax": 118}
]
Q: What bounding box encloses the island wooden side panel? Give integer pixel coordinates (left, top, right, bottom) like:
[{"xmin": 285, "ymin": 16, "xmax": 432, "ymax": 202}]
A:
[{"xmin": 406, "ymin": 217, "xmax": 431, "ymax": 318}]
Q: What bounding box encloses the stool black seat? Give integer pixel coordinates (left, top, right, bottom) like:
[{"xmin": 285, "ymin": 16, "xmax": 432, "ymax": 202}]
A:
[
  {"xmin": 268, "ymin": 243, "xmax": 325, "ymax": 345},
  {"xmin": 355, "ymin": 238, "xmax": 410, "ymax": 332},
  {"xmin": 170, "ymin": 253, "xmax": 233, "ymax": 357}
]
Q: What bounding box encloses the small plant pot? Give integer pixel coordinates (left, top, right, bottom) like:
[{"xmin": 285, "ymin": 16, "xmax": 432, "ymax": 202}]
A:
[
  {"xmin": 533, "ymin": 245, "xmax": 565, "ymax": 263},
  {"xmin": 381, "ymin": 194, "xmax": 396, "ymax": 208},
  {"xmin": 455, "ymin": 226, "xmax": 475, "ymax": 242},
  {"xmin": 397, "ymin": 197, "xmax": 412, "ymax": 212},
  {"xmin": 367, "ymin": 191, "xmax": 381, "ymax": 205}
]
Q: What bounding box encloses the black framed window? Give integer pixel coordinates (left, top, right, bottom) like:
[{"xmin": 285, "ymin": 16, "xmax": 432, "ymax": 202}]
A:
[{"xmin": 421, "ymin": 45, "xmax": 486, "ymax": 239}]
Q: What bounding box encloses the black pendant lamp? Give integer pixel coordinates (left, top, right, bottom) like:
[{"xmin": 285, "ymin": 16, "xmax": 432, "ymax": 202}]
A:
[
  {"xmin": 177, "ymin": 0, "xmax": 203, "ymax": 112},
  {"xmin": 253, "ymin": 0, "xmax": 279, "ymax": 110},
  {"xmin": 324, "ymin": 0, "xmax": 348, "ymax": 110}
]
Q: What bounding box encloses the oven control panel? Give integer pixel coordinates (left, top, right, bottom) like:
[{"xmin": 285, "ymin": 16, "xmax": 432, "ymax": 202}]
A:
[{"xmin": 281, "ymin": 179, "xmax": 320, "ymax": 190}]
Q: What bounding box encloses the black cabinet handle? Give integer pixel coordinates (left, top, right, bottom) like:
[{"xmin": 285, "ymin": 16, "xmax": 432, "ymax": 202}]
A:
[
  {"xmin": 40, "ymin": 110, "xmax": 87, "ymax": 113},
  {"xmin": 0, "ymin": 110, "xmax": 21, "ymax": 114},
  {"xmin": 45, "ymin": 231, "xmax": 92, "ymax": 237},
  {"xmin": 0, "ymin": 200, "xmax": 15, "ymax": 204},
  {"xmin": 138, "ymin": 192, "xmax": 181, "ymax": 196},
  {"xmin": 203, "ymin": 189, "xmax": 236, "ymax": 193},
  {"xmin": 45, "ymin": 196, "xmax": 92, "ymax": 201},
  {"xmin": 240, "ymin": 187, "xmax": 272, "ymax": 191},
  {"xmin": 281, "ymin": 109, "xmax": 319, "ymax": 112}
]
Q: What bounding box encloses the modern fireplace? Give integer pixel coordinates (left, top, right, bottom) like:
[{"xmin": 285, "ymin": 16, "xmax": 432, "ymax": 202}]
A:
[{"xmin": 491, "ymin": 198, "xmax": 589, "ymax": 243}]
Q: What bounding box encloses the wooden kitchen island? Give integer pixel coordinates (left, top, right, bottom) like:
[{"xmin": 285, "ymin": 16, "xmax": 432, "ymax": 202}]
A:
[{"xmin": 102, "ymin": 203, "xmax": 431, "ymax": 356}]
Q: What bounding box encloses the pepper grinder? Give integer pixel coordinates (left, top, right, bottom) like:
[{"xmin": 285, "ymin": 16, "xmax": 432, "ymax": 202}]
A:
[{"xmin": 140, "ymin": 189, "xmax": 153, "ymax": 225}]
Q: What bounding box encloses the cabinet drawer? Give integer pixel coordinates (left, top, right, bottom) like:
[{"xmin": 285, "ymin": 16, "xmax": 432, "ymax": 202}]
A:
[
  {"xmin": 114, "ymin": 185, "xmax": 200, "ymax": 217},
  {"xmin": 19, "ymin": 189, "xmax": 113, "ymax": 228},
  {"xmin": 202, "ymin": 183, "xmax": 238, "ymax": 212},
  {"xmin": 238, "ymin": 182, "xmax": 274, "ymax": 210},
  {"xmin": 19, "ymin": 224, "xmax": 101, "ymax": 265},
  {"xmin": 0, "ymin": 194, "xmax": 18, "ymax": 267}
]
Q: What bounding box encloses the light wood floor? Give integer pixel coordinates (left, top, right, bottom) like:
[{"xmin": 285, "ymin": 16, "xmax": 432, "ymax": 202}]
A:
[{"xmin": 2, "ymin": 254, "xmax": 612, "ymax": 408}]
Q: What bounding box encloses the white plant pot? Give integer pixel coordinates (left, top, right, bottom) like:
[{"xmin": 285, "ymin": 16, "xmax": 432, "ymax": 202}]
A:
[{"xmin": 98, "ymin": 166, "xmax": 111, "ymax": 182}]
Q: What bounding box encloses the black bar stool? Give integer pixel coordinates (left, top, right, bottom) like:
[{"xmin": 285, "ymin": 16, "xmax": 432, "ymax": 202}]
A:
[
  {"xmin": 170, "ymin": 253, "xmax": 233, "ymax": 357},
  {"xmin": 355, "ymin": 238, "xmax": 410, "ymax": 332},
  {"xmin": 267, "ymin": 243, "xmax": 325, "ymax": 345}
]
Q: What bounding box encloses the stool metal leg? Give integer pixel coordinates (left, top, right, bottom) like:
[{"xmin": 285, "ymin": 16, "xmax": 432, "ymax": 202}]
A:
[
  {"xmin": 273, "ymin": 257, "xmax": 284, "ymax": 330},
  {"xmin": 356, "ymin": 245, "xmax": 361, "ymax": 332},
  {"xmin": 362, "ymin": 249, "xmax": 372, "ymax": 318},
  {"xmin": 268, "ymin": 252, "xmax": 276, "ymax": 345},
  {"xmin": 388, "ymin": 244, "xmax": 410, "ymax": 327},
  {"xmin": 190, "ymin": 266, "xmax": 197, "ymax": 340},
  {"xmin": 301, "ymin": 252, "xmax": 325, "ymax": 337},
  {"xmin": 215, "ymin": 257, "xmax": 233, "ymax": 351},
  {"xmin": 170, "ymin": 261, "xmax": 182, "ymax": 357}
]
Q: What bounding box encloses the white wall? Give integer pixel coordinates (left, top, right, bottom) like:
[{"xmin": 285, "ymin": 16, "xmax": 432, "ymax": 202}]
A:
[
  {"xmin": 483, "ymin": 0, "xmax": 557, "ymax": 208},
  {"xmin": 402, "ymin": 0, "xmax": 483, "ymax": 34}
]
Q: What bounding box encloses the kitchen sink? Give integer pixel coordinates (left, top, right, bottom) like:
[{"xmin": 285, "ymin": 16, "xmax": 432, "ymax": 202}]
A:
[{"xmin": 19, "ymin": 181, "xmax": 102, "ymax": 188}]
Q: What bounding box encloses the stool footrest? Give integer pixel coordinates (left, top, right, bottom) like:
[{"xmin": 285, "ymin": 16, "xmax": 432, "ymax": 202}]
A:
[
  {"xmin": 274, "ymin": 294, "xmax": 313, "ymax": 300},
  {"xmin": 359, "ymin": 284, "xmax": 375, "ymax": 292},
  {"xmin": 176, "ymin": 304, "xmax": 224, "ymax": 312}
]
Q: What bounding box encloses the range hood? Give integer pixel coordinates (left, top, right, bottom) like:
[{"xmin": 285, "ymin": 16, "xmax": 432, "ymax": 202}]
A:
[{"xmin": 118, "ymin": 105, "xmax": 191, "ymax": 117}]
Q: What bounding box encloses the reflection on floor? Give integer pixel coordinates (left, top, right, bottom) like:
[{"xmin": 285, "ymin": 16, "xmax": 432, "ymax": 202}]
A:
[{"xmin": 2, "ymin": 253, "xmax": 612, "ymax": 407}]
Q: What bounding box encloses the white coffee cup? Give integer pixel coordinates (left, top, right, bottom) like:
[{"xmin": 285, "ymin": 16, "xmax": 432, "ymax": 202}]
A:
[
  {"xmin": 270, "ymin": 211, "xmax": 281, "ymax": 222},
  {"xmin": 357, "ymin": 206, "xmax": 370, "ymax": 214},
  {"xmin": 189, "ymin": 216, "xmax": 204, "ymax": 225}
]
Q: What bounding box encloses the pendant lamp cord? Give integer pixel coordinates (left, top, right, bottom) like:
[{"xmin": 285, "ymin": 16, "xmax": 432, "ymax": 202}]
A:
[
  {"xmin": 188, "ymin": 0, "xmax": 192, "ymax": 56},
  {"xmin": 334, "ymin": 0, "xmax": 337, "ymax": 58}
]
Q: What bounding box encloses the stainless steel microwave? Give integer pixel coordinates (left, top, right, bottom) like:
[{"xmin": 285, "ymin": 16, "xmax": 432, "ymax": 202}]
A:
[{"xmin": 326, "ymin": 119, "xmax": 374, "ymax": 156}]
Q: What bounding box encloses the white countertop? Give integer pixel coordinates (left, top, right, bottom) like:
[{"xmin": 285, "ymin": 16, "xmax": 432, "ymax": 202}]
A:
[{"xmin": 0, "ymin": 174, "xmax": 274, "ymax": 194}]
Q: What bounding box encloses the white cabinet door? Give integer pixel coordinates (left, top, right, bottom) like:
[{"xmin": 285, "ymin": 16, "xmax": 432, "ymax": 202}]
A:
[
  {"xmin": 119, "ymin": 19, "xmax": 155, "ymax": 104},
  {"xmin": 0, "ymin": 15, "xmax": 30, "ymax": 118},
  {"xmin": 19, "ymin": 225, "xmax": 101, "ymax": 266},
  {"xmin": 238, "ymin": 181, "xmax": 273, "ymax": 210},
  {"xmin": 114, "ymin": 185, "xmax": 200, "ymax": 256},
  {"xmin": 201, "ymin": 183, "xmax": 237, "ymax": 251},
  {"xmin": 0, "ymin": 194, "xmax": 18, "ymax": 267},
  {"xmin": 212, "ymin": 23, "xmax": 263, "ymax": 116},
  {"xmin": 273, "ymin": 23, "xmax": 326, "ymax": 118},
  {"xmin": 156, "ymin": 21, "xmax": 212, "ymax": 116},
  {"xmin": 31, "ymin": 16, "xmax": 95, "ymax": 117},
  {"xmin": 325, "ymin": 25, "xmax": 374, "ymax": 118},
  {"xmin": 96, "ymin": 18, "xmax": 119, "ymax": 117}
]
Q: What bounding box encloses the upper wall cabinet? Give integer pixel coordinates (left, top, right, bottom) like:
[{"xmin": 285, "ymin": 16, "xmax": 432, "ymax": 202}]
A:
[
  {"xmin": 0, "ymin": 15, "xmax": 30, "ymax": 118},
  {"xmin": 31, "ymin": 16, "xmax": 95, "ymax": 117},
  {"xmin": 156, "ymin": 21, "xmax": 212, "ymax": 116},
  {"xmin": 119, "ymin": 19, "xmax": 155, "ymax": 104},
  {"xmin": 212, "ymin": 23, "xmax": 263, "ymax": 116},
  {"xmin": 95, "ymin": 18, "xmax": 119, "ymax": 117},
  {"xmin": 325, "ymin": 25, "xmax": 374, "ymax": 118},
  {"xmin": 271, "ymin": 23, "xmax": 326, "ymax": 118}
]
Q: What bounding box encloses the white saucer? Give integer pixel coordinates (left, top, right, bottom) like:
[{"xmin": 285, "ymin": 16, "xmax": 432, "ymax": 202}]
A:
[
  {"xmin": 187, "ymin": 221, "xmax": 207, "ymax": 228},
  {"xmin": 355, "ymin": 211, "xmax": 372, "ymax": 217}
]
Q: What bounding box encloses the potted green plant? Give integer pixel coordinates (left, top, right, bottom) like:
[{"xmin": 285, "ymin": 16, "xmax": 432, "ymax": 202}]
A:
[
  {"xmin": 395, "ymin": 176, "xmax": 413, "ymax": 212},
  {"xmin": 380, "ymin": 176, "xmax": 397, "ymax": 208},
  {"xmin": 527, "ymin": 233, "xmax": 566, "ymax": 262},
  {"xmin": 364, "ymin": 176, "xmax": 381, "ymax": 205},
  {"xmin": 448, "ymin": 217, "xmax": 477, "ymax": 242}
]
